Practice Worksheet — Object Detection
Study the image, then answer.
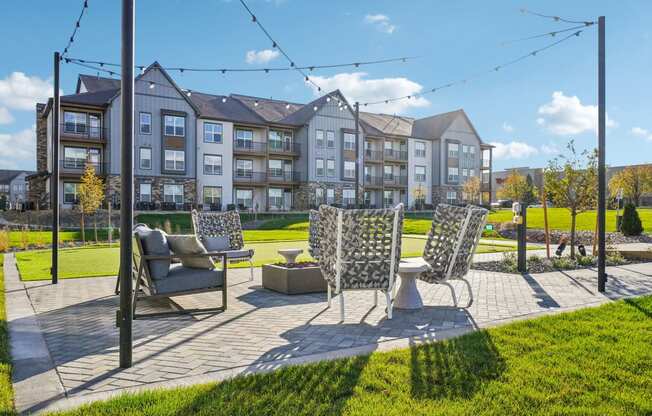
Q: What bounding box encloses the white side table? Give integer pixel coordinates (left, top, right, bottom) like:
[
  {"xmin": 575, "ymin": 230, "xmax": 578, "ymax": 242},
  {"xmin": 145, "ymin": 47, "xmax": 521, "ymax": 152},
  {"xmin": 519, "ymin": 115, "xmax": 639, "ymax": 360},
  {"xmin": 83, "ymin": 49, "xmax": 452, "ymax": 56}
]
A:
[{"xmin": 394, "ymin": 259, "xmax": 430, "ymax": 310}]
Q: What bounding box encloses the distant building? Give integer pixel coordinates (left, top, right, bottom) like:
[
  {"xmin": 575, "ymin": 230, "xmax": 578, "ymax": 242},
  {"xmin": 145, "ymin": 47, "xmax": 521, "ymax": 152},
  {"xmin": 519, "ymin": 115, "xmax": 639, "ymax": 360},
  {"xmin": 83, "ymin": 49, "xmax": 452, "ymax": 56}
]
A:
[{"xmin": 0, "ymin": 170, "xmax": 34, "ymax": 210}]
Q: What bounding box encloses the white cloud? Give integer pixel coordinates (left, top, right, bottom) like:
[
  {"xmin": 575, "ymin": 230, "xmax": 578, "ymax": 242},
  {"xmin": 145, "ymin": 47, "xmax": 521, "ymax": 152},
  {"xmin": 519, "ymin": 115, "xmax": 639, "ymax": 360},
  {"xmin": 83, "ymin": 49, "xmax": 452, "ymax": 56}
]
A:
[
  {"xmin": 0, "ymin": 107, "xmax": 13, "ymax": 125},
  {"xmin": 536, "ymin": 91, "xmax": 616, "ymax": 136},
  {"xmin": 306, "ymin": 72, "xmax": 429, "ymax": 114},
  {"xmin": 631, "ymin": 126, "xmax": 652, "ymax": 141},
  {"xmin": 489, "ymin": 141, "xmax": 539, "ymax": 160},
  {"xmin": 540, "ymin": 142, "xmax": 561, "ymax": 155},
  {"xmin": 0, "ymin": 125, "xmax": 35, "ymax": 169},
  {"xmin": 245, "ymin": 49, "xmax": 280, "ymax": 65},
  {"xmin": 0, "ymin": 72, "xmax": 53, "ymax": 111},
  {"xmin": 502, "ymin": 122, "xmax": 514, "ymax": 133},
  {"xmin": 364, "ymin": 14, "xmax": 396, "ymax": 34}
]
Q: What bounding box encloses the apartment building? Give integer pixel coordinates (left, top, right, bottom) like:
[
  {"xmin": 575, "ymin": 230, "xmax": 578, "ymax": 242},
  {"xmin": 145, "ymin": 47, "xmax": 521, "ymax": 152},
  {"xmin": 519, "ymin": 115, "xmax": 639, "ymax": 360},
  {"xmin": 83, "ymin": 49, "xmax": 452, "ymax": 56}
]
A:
[{"xmin": 31, "ymin": 62, "xmax": 492, "ymax": 211}]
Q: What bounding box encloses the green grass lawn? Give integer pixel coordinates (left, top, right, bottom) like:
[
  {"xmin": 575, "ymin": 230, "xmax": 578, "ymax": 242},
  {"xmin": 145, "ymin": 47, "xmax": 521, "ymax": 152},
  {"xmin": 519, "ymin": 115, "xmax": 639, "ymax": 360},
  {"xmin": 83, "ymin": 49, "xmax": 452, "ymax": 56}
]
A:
[
  {"xmin": 15, "ymin": 238, "xmax": 516, "ymax": 281},
  {"xmin": 50, "ymin": 296, "xmax": 652, "ymax": 416},
  {"xmin": 0, "ymin": 256, "xmax": 15, "ymax": 414}
]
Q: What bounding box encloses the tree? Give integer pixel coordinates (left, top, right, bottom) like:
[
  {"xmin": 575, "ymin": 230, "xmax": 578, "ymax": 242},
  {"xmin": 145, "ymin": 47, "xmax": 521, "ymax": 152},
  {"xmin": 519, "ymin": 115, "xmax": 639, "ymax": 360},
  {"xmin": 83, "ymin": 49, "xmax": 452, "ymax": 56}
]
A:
[
  {"xmin": 621, "ymin": 203, "xmax": 643, "ymax": 236},
  {"xmin": 77, "ymin": 164, "xmax": 105, "ymax": 244},
  {"xmin": 544, "ymin": 141, "xmax": 598, "ymax": 258},
  {"xmin": 412, "ymin": 184, "xmax": 426, "ymax": 209},
  {"xmin": 463, "ymin": 176, "xmax": 481, "ymax": 204},
  {"xmin": 608, "ymin": 165, "xmax": 652, "ymax": 206},
  {"xmin": 497, "ymin": 170, "xmax": 535, "ymax": 202},
  {"xmin": 523, "ymin": 174, "xmax": 539, "ymax": 205}
]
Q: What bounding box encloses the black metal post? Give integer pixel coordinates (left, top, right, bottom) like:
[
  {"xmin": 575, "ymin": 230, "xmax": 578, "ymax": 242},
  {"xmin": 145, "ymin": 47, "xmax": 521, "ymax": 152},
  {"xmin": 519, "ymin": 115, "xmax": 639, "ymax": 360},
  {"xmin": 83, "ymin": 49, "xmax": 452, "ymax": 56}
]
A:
[
  {"xmin": 51, "ymin": 52, "xmax": 60, "ymax": 285},
  {"xmin": 597, "ymin": 16, "xmax": 607, "ymax": 292},
  {"xmin": 517, "ymin": 204, "xmax": 527, "ymax": 273},
  {"xmin": 354, "ymin": 101, "xmax": 360, "ymax": 208},
  {"xmin": 119, "ymin": 0, "xmax": 135, "ymax": 368}
]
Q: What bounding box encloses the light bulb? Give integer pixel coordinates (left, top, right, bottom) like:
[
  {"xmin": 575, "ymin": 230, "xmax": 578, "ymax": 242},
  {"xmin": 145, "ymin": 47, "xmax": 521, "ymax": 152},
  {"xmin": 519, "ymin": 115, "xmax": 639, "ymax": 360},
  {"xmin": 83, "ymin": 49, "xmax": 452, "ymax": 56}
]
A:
[
  {"xmin": 149, "ymin": 82, "xmax": 155, "ymax": 89},
  {"xmin": 222, "ymin": 97, "xmax": 227, "ymax": 103}
]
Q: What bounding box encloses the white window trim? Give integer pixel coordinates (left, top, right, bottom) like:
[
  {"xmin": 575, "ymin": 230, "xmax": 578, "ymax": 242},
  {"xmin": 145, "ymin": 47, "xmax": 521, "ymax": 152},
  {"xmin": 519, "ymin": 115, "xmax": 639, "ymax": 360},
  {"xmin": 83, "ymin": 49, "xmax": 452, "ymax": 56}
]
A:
[{"xmin": 164, "ymin": 115, "xmax": 185, "ymax": 137}]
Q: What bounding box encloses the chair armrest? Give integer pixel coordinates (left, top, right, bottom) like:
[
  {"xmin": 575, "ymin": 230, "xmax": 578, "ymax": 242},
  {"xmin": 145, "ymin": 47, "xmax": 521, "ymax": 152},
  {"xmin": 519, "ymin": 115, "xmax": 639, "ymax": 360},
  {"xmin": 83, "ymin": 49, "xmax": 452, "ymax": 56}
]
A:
[{"xmin": 142, "ymin": 252, "xmax": 228, "ymax": 262}]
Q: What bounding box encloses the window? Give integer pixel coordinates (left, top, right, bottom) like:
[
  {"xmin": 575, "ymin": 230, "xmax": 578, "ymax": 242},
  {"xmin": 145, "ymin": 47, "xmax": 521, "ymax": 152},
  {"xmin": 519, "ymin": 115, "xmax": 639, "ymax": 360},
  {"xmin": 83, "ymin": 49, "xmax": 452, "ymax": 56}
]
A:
[
  {"xmin": 203, "ymin": 186, "xmax": 222, "ymax": 206},
  {"xmin": 383, "ymin": 190, "xmax": 394, "ymax": 208},
  {"xmin": 89, "ymin": 114, "xmax": 101, "ymax": 138},
  {"xmin": 327, "ymin": 159, "xmax": 335, "ymax": 177},
  {"xmin": 462, "ymin": 168, "xmax": 468, "ymax": 177},
  {"xmin": 139, "ymin": 147, "xmax": 151, "ymax": 170},
  {"xmin": 64, "ymin": 147, "xmax": 100, "ymax": 169},
  {"xmin": 448, "ymin": 142, "xmax": 459, "ymax": 158},
  {"xmin": 164, "ymin": 150, "xmax": 185, "ymax": 171},
  {"xmin": 164, "ymin": 115, "xmax": 185, "ymax": 136},
  {"xmin": 326, "ymin": 188, "xmax": 335, "ymax": 204},
  {"xmin": 163, "ymin": 184, "xmax": 184, "ymax": 204},
  {"xmin": 384, "ymin": 165, "xmax": 394, "ymax": 180},
  {"xmin": 469, "ymin": 169, "xmax": 475, "ymax": 177},
  {"xmin": 482, "ymin": 171, "xmax": 490, "ymax": 184},
  {"xmin": 462, "ymin": 145, "xmax": 469, "ymax": 154},
  {"xmin": 203, "ymin": 122, "xmax": 223, "ymax": 143},
  {"xmin": 344, "ymin": 160, "xmax": 356, "ymax": 179},
  {"xmin": 415, "ymin": 141, "xmax": 426, "ymax": 158},
  {"xmin": 415, "ymin": 165, "xmax": 426, "ymax": 182},
  {"xmin": 139, "ymin": 112, "xmax": 151, "ymax": 134},
  {"xmin": 343, "ymin": 189, "xmax": 355, "ymax": 207},
  {"xmin": 448, "ymin": 167, "xmax": 459, "ymax": 182},
  {"xmin": 326, "ymin": 131, "xmax": 335, "ymax": 148},
  {"xmin": 469, "ymin": 146, "xmax": 476, "ymax": 155},
  {"xmin": 343, "ymin": 133, "xmax": 356, "ymax": 151},
  {"xmin": 235, "ymin": 129, "xmax": 253, "ymax": 149},
  {"xmin": 268, "ymin": 188, "xmax": 284, "ymax": 210},
  {"xmin": 64, "ymin": 112, "xmax": 86, "ymax": 134},
  {"xmin": 63, "ymin": 182, "xmax": 80, "ymax": 204},
  {"xmin": 447, "ymin": 191, "xmax": 457, "ymax": 204},
  {"xmin": 235, "ymin": 159, "xmax": 253, "ymax": 177},
  {"xmin": 315, "ymin": 188, "xmax": 324, "ymax": 205},
  {"xmin": 236, "ymin": 189, "xmax": 253, "ymax": 208},
  {"xmin": 316, "ymin": 158, "xmax": 324, "ymax": 177},
  {"xmin": 139, "ymin": 183, "xmax": 151, "ymax": 202},
  {"xmin": 268, "ymin": 130, "xmax": 290, "ymax": 151},
  {"xmin": 203, "ymin": 154, "xmax": 222, "ymax": 175},
  {"xmin": 482, "ymin": 149, "xmax": 491, "ymax": 168},
  {"xmin": 268, "ymin": 159, "xmax": 289, "ymax": 178},
  {"xmin": 316, "ymin": 129, "xmax": 324, "ymax": 147},
  {"xmin": 363, "ymin": 191, "xmax": 371, "ymax": 207}
]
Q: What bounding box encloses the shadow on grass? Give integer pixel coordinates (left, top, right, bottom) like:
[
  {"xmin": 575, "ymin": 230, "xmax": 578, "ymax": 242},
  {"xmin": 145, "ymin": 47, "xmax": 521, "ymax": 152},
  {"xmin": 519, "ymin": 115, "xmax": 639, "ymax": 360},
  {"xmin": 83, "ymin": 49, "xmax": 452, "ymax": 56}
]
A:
[{"xmin": 624, "ymin": 297, "xmax": 652, "ymax": 319}]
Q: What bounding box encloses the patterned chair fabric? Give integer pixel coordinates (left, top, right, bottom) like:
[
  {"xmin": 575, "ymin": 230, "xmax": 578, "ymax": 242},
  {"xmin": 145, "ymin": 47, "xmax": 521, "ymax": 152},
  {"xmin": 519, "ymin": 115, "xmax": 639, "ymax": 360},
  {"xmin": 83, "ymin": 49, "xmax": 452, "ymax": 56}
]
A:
[
  {"xmin": 308, "ymin": 209, "xmax": 321, "ymax": 260},
  {"xmin": 419, "ymin": 204, "xmax": 488, "ymax": 284},
  {"xmin": 191, "ymin": 209, "xmax": 244, "ymax": 250},
  {"xmin": 318, "ymin": 204, "xmax": 404, "ymax": 291}
]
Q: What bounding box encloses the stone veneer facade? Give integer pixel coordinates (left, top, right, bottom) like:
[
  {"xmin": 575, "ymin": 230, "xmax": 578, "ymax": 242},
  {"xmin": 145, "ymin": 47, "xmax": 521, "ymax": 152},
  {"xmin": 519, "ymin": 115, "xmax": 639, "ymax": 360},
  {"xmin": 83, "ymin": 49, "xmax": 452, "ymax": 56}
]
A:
[
  {"xmin": 27, "ymin": 103, "xmax": 49, "ymax": 207},
  {"xmin": 294, "ymin": 181, "xmax": 362, "ymax": 210},
  {"xmin": 106, "ymin": 175, "xmax": 197, "ymax": 206}
]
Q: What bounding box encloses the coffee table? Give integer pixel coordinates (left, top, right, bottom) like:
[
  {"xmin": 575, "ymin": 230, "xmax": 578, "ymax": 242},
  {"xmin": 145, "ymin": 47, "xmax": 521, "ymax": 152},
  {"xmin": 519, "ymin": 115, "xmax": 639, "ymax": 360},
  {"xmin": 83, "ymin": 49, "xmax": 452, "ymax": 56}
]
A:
[{"xmin": 393, "ymin": 258, "xmax": 430, "ymax": 310}]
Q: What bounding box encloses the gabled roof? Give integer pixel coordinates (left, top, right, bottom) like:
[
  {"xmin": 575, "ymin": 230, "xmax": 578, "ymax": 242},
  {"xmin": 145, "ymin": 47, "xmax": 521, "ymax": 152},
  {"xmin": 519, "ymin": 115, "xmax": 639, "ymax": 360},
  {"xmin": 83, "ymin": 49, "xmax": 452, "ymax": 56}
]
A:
[
  {"xmin": 190, "ymin": 92, "xmax": 267, "ymax": 125},
  {"xmin": 359, "ymin": 112, "xmax": 415, "ymax": 138},
  {"xmin": 77, "ymin": 75, "xmax": 121, "ymax": 93},
  {"xmin": 411, "ymin": 109, "xmax": 463, "ymax": 140},
  {"xmin": 277, "ymin": 90, "xmax": 350, "ymax": 126},
  {"xmin": 0, "ymin": 170, "xmax": 32, "ymax": 185},
  {"xmin": 61, "ymin": 88, "xmax": 119, "ymax": 107},
  {"xmin": 230, "ymin": 94, "xmax": 303, "ymax": 124}
]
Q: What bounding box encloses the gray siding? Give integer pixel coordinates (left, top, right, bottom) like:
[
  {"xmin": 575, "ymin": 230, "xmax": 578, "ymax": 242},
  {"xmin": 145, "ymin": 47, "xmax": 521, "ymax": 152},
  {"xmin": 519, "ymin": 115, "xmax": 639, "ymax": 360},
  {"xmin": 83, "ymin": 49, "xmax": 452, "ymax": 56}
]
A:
[{"xmin": 439, "ymin": 116, "xmax": 481, "ymax": 187}]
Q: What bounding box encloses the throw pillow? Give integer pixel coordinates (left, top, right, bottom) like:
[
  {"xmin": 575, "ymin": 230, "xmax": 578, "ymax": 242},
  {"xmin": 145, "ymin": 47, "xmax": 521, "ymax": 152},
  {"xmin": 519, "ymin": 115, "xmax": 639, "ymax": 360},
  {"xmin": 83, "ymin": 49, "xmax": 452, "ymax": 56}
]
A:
[
  {"xmin": 202, "ymin": 235, "xmax": 231, "ymax": 252},
  {"xmin": 136, "ymin": 226, "xmax": 171, "ymax": 280},
  {"xmin": 167, "ymin": 235, "xmax": 215, "ymax": 270}
]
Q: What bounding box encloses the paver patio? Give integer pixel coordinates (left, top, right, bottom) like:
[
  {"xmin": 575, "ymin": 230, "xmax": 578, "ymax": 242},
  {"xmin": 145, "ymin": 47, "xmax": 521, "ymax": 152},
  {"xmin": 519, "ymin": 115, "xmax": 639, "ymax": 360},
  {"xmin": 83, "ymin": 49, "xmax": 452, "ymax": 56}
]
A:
[{"xmin": 5, "ymin": 252, "xmax": 652, "ymax": 414}]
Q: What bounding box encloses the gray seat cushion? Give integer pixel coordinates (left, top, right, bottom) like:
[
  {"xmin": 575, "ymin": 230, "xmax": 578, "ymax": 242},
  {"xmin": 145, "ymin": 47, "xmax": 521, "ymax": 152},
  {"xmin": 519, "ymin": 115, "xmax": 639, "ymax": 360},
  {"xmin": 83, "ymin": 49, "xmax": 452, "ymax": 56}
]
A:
[
  {"xmin": 203, "ymin": 235, "xmax": 231, "ymax": 252},
  {"xmin": 153, "ymin": 264, "xmax": 224, "ymax": 294},
  {"xmin": 135, "ymin": 226, "xmax": 171, "ymax": 280},
  {"xmin": 224, "ymin": 249, "xmax": 254, "ymax": 260}
]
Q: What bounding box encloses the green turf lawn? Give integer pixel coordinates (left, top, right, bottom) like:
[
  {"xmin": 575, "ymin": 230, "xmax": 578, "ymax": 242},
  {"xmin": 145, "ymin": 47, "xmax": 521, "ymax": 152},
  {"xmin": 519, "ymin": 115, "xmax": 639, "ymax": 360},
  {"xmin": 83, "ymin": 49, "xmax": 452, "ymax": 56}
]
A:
[
  {"xmin": 15, "ymin": 238, "xmax": 517, "ymax": 281},
  {"xmin": 0, "ymin": 256, "xmax": 15, "ymax": 414},
  {"xmin": 50, "ymin": 296, "xmax": 652, "ymax": 416}
]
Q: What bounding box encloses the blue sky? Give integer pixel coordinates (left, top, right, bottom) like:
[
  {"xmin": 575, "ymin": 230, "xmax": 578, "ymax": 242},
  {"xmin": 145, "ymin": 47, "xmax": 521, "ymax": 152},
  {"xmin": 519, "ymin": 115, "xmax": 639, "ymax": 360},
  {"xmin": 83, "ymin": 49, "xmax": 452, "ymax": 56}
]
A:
[{"xmin": 1, "ymin": 0, "xmax": 651, "ymax": 170}]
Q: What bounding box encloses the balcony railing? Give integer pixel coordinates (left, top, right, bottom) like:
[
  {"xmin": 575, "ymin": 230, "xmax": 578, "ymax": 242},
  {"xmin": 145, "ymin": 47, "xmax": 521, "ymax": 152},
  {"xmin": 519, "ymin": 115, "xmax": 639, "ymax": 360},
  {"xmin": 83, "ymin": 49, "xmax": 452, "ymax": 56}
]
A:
[
  {"xmin": 268, "ymin": 141, "xmax": 301, "ymax": 155},
  {"xmin": 234, "ymin": 139, "xmax": 266, "ymax": 153},
  {"xmin": 267, "ymin": 170, "xmax": 301, "ymax": 183},
  {"xmin": 60, "ymin": 124, "xmax": 108, "ymax": 141},
  {"xmin": 384, "ymin": 175, "xmax": 408, "ymax": 186},
  {"xmin": 233, "ymin": 170, "xmax": 267, "ymax": 184},
  {"xmin": 60, "ymin": 160, "xmax": 106, "ymax": 175},
  {"xmin": 364, "ymin": 149, "xmax": 383, "ymax": 161},
  {"xmin": 364, "ymin": 175, "xmax": 383, "ymax": 186},
  {"xmin": 384, "ymin": 149, "xmax": 408, "ymax": 161}
]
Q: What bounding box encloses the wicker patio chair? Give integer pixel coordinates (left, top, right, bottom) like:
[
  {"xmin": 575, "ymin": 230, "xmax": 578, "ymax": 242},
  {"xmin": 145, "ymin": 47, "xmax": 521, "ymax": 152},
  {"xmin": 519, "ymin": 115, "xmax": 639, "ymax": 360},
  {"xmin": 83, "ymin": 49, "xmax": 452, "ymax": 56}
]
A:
[
  {"xmin": 191, "ymin": 209, "xmax": 255, "ymax": 281},
  {"xmin": 317, "ymin": 203, "xmax": 404, "ymax": 321},
  {"xmin": 308, "ymin": 209, "xmax": 321, "ymax": 260},
  {"xmin": 132, "ymin": 224, "xmax": 228, "ymax": 319},
  {"xmin": 418, "ymin": 204, "xmax": 488, "ymax": 307}
]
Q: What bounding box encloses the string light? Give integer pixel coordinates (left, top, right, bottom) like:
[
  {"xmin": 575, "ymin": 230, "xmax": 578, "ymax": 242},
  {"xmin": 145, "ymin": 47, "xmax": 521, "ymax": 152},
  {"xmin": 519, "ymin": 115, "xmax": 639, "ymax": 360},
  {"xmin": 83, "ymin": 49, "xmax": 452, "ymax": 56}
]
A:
[
  {"xmin": 149, "ymin": 81, "xmax": 155, "ymax": 89},
  {"xmin": 500, "ymin": 23, "xmax": 594, "ymax": 46},
  {"xmin": 61, "ymin": 0, "xmax": 90, "ymax": 58},
  {"xmin": 222, "ymin": 97, "xmax": 227, "ymax": 103},
  {"xmin": 519, "ymin": 8, "xmax": 594, "ymax": 26}
]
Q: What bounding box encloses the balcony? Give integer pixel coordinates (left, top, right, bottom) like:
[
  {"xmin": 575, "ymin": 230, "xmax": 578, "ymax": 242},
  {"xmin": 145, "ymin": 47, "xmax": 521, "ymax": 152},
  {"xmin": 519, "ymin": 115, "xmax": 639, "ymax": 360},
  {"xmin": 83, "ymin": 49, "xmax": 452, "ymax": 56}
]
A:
[
  {"xmin": 384, "ymin": 175, "xmax": 408, "ymax": 187},
  {"xmin": 60, "ymin": 160, "xmax": 106, "ymax": 176},
  {"xmin": 364, "ymin": 175, "xmax": 383, "ymax": 187},
  {"xmin": 268, "ymin": 141, "xmax": 300, "ymax": 156},
  {"xmin": 233, "ymin": 170, "xmax": 267, "ymax": 185},
  {"xmin": 60, "ymin": 124, "xmax": 108, "ymax": 142},
  {"xmin": 364, "ymin": 149, "xmax": 383, "ymax": 163},
  {"xmin": 234, "ymin": 139, "xmax": 267, "ymax": 155},
  {"xmin": 384, "ymin": 149, "xmax": 408, "ymax": 162},
  {"xmin": 267, "ymin": 170, "xmax": 300, "ymax": 184}
]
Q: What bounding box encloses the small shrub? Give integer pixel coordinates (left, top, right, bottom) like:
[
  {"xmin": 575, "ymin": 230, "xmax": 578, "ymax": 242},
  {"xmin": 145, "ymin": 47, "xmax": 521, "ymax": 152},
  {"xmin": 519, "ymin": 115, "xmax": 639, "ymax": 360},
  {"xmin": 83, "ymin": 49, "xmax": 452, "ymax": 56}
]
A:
[
  {"xmin": 528, "ymin": 254, "xmax": 543, "ymax": 265},
  {"xmin": 501, "ymin": 252, "xmax": 518, "ymax": 273},
  {"xmin": 577, "ymin": 255, "xmax": 596, "ymax": 267},
  {"xmin": 0, "ymin": 229, "xmax": 8, "ymax": 252},
  {"xmin": 20, "ymin": 226, "xmax": 29, "ymax": 250},
  {"xmin": 621, "ymin": 203, "xmax": 643, "ymax": 236},
  {"xmin": 552, "ymin": 256, "xmax": 577, "ymax": 270},
  {"xmin": 35, "ymin": 226, "xmax": 45, "ymax": 249},
  {"xmin": 606, "ymin": 251, "xmax": 627, "ymax": 266},
  {"xmin": 482, "ymin": 228, "xmax": 501, "ymax": 239}
]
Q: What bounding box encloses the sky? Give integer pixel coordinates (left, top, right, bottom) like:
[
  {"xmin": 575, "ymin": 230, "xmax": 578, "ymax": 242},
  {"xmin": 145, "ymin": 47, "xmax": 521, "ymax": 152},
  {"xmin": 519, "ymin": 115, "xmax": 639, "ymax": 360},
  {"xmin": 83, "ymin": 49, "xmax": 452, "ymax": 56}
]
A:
[{"xmin": 0, "ymin": 0, "xmax": 651, "ymax": 171}]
